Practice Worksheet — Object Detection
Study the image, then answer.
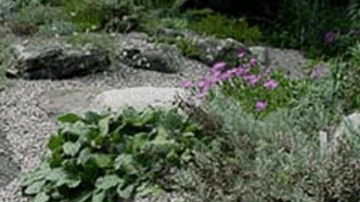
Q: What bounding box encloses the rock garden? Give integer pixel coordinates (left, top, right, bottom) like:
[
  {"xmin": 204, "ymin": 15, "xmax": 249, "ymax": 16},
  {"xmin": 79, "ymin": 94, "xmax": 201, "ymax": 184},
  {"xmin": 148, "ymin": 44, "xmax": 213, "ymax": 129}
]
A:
[{"xmin": 1, "ymin": 0, "xmax": 360, "ymax": 201}]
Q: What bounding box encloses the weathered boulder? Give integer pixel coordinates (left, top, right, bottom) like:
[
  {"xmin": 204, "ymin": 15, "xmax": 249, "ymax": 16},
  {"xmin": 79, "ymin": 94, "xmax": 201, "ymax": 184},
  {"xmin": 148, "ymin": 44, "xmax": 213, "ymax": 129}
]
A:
[
  {"xmin": 87, "ymin": 86, "xmax": 223, "ymax": 135},
  {"xmin": 87, "ymin": 86, "xmax": 197, "ymax": 116},
  {"xmin": 5, "ymin": 43, "xmax": 111, "ymax": 80},
  {"xmin": 153, "ymin": 27, "xmax": 252, "ymax": 66},
  {"xmin": 117, "ymin": 47, "xmax": 182, "ymax": 73}
]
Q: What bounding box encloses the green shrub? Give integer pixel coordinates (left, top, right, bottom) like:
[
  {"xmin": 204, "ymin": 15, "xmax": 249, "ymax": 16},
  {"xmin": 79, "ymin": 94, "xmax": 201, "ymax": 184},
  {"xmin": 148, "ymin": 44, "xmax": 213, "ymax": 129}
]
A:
[
  {"xmin": 0, "ymin": 36, "xmax": 16, "ymax": 91},
  {"xmin": 20, "ymin": 105, "xmax": 219, "ymax": 201},
  {"xmin": 16, "ymin": 3, "xmax": 71, "ymax": 26},
  {"xmin": 337, "ymin": 42, "xmax": 360, "ymax": 113},
  {"xmin": 170, "ymin": 77, "xmax": 360, "ymax": 202},
  {"xmin": 59, "ymin": 0, "xmax": 109, "ymax": 32},
  {"xmin": 187, "ymin": 12, "xmax": 262, "ymax": 44},
  {"xmin": 160, "ymin": 17, "xmax": 189, "ymax": 30},
  {"xmin": 175, "ymin": 38, "xmax": 203, "ymax": 59},
  {"xmin": 168, "ymin": 90, "xmax": 313, "ymax": 201},
  {"xmin": 39, "ymin": 20, "xmax": 78, "ymax": 36}
]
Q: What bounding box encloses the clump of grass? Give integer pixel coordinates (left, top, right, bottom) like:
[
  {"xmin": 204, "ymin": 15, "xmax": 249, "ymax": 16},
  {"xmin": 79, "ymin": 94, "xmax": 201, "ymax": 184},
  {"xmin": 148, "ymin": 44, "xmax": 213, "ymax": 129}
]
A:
[
  {"xmin": 16, "ymin": 3, "xmax": 71, "ymax": 26},
  {"xmin": 187, "ymin": 12, "xmax": 263, "ymax": 45},
  {"xmin": 0, "ymin": 36, "xmax": 17, "ymax": 92}
]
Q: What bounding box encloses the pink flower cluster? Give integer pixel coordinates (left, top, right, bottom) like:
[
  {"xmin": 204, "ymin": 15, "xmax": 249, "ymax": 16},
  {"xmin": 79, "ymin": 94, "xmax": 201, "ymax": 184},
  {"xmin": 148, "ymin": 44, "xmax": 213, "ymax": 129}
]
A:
[{"xmin": 180, "ymin": 48, "xmax": 279, "ymax": 112}]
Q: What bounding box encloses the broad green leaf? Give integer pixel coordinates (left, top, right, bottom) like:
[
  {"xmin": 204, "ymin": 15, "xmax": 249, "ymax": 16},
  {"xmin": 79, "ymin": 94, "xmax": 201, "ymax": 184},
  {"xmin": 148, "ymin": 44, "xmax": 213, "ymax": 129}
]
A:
[
  {"xmin": 70, "ymin": 191, "xmax": 92, "ymax": 202},
  {"xmin": 83, "ymin": 110, "xmax": 103, "ymax": 124},
  {"xmin": 55, "ymin": 176, "xmax": 81, "ymax": 188},
  {"xmin": 114, "ymin": 154, "xmax": 137, "ymax": 173},
  {"xmin": 50, "ymin": 147, "xmax": 64, "ymax": 168},
  {"xmin": 46, "ymin": 134, "xmax": 64, "ymax": 151},
  {"xmin": 166, "ymin": 148, "xmax": 179, "ymax": 162},
  {"xmin": 131, "ymin": 132, "xmax": 150, "ymax": 153},
  {"xmin": 60, "ymin": 159, "xmax": 78, "ymax": 174},
  {"xmin": 156, "ymin": 126, "xmax": 169, "ymax": 141},
  {"xmin": 77, "ymin": 148, "xmax": 93, "ymax": 166},
  {"xmin": 92, "ymin": 189, "xmax": 105, "ymax": 202},
  {"xmin": 91, "ymin": 134, "xmax": 106, "ymax": 149},
  {"xmin": 24, "ymin": 180, "xmax": 46, "ymax": 195},
  {"xmin": 45, "ymin": 167, "xmax": 67, "ymax": 182},
  {"xmin": 84, "ymin": 126, "xmax": 101, "ymax": 141},
  {"xmin": 63, "ymin": 141, "xmax": 81, "ymax": 157},
  {"xmin": 136, "ymin": 183, "xmax": 166, "ymax": 199},
  {"xmin": 33, "ymin": 192, "xmax": 49, "ymax": 202},
  {"xmin": 61, "ymin": 122, "xmax": 99, "ymax": 138},
  {"xmin": 133, "ymin": 108, "xmax": 155, "ymax": 127},
  {"xmin": 57, "ymin": 112, "xmax": 80, "ymax": 123},
  {"xmin": 50, "ymin": 190, "xmax": 62, "ymax": 200},
  {"xmin": 20, "ymin": 164, "xmax": 51, "ymax": 187},
  {"xmin": 95, "ymin": 174, "xmax": 124, "ymax": 190},
  {"xmin": 181, "ymin": 148, "xmax": 193, "ymax": 163},
  {"xmin": 117, "ymin": 183, "xmax": 136, "ymax": 199},
  {"xmin": 98, "ymin": 116, "xmax": 111, "ymax": 137},
  {"xmin": 182, "ymin": 132, "xmax": 195, "ymax": 137},
  {"xmin": 93, "ymin": 154, "xmax": 114, "ymax": 168}
]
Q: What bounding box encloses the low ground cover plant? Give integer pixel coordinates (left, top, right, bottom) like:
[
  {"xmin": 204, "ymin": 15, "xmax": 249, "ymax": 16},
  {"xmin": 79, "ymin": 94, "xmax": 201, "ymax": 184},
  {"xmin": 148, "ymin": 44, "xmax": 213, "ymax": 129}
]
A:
[{"xmin": 20, "ymin": 105, "xmax": 221, "ymax": 202}]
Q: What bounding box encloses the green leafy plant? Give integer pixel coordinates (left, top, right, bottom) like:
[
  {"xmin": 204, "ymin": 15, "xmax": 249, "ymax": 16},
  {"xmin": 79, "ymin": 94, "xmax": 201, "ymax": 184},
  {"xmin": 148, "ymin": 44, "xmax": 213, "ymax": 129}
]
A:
[
  {"xmin": 160, "ymin": 17, "xmax": 189, "ymax": 30},
  {"xmin": 59, "ymin": 0, "xmax": 110, "ymax": 32},
  {"xmin": 0, "ymin": 36, "xmax": 17, "ymax": 91},
  {"xmin": 187, "ymin": 12, "xmax": 262, "ymax": 44},
  {"xmin": 39, "ymin": 20, "xmax": 78, "ymax": 36},
  {"xmin": 16, "ymin": 3, "xmax": 71, "ymax": 26},
  {"xmin": 20, "ymin": 104, "xmax": 221, "ymax": 202},
  {"xmin": 175, "ymin": 38, "xmax": 203, "ymax": 59}
]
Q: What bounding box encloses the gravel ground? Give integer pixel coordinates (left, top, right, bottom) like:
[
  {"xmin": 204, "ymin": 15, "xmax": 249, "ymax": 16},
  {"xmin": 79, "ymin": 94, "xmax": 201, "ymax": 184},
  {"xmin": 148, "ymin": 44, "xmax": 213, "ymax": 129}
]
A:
[{"xmin": 0, "ymin": 45, "xmax": 311, "ymax": 202}]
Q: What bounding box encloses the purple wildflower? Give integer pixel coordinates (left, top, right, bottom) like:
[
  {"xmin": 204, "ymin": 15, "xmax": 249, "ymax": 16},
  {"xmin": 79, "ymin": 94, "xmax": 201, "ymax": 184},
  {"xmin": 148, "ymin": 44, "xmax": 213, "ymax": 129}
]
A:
[
  {"xmin": 264, "ymin": 79, "xmax": 278, "ymax": 90},
  {"xmin": 249, "ymin": 57, "xmax": 257, "ymax": 67},
  {"xmin": 256, "ymin": 101, "xmax": 267, "ymax": 111},
  {"xmin": 237, "ymin": 48, "xmax": 247, "ymax": 58},
  {"xmin": 180, "ymin": 81, "xmax": 193, "ymax": 88}
]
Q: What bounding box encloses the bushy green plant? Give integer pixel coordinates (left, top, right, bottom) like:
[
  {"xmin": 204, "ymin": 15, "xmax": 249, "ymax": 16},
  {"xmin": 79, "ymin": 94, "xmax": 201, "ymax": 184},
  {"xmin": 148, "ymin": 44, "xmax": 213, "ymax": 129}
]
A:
[
  {"xmin": 168, "ymin": 90, "xmax": 315, "ymax": 201},
  {"xmin": 160, "ymin": 17, "xmax": 189, "ymax": 30},
  {"xmin": 39, "ymin": 20, "xmax": 78, "ymax": 36},
  {"xmin": 187, "ymin": 12, "xmax": 262, "ymax": 44},
  {"xmin": 337, "ymin": 42, "xmax": 360, "ymax": 113},
  {"xmin": 285, "ymin": 55, "xmax": 348, "ymax": 141},
  {"xmin": 20, "ymin": 105, "xmax": 220, "ymax": 202},
  {"xmin": 0, "ymin": 36, "xmax": 17, "ymax": 91},
  {"xmin": 183, "ymin": 8, "xmax": 215, "ymax": 24},
  {"xmin": 15, "ymin": 3, "xmax": 71, "ymax": 26},
  {"xmin": 175, "ymin": 38, "xmax": 203, "ymax": 59},
  {"xmin": 59, "ymin": 0, "xmax": 116, "ymax": 32}
]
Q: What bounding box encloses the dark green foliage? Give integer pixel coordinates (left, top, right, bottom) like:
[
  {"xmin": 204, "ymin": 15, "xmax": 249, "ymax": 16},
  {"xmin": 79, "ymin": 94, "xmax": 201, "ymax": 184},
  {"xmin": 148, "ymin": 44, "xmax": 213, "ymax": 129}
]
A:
[
  {"xmin": 20, "ymin": 105, "xmax": 217, "ymax": 202},
  {"xmin": 175, "ymin": 38, "xmax": 203, "ymax": 59},
  {"xmin": 187, "ymin": 12, "xmax": 263, "ymax": 44}
]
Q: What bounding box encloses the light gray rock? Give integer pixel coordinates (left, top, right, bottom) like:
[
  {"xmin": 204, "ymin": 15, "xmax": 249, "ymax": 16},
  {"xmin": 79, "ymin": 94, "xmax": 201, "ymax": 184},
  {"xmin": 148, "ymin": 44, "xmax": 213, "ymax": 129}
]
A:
[{"xmin": 87, "ymin": 86, "xmax": 203, "ymax": 117}]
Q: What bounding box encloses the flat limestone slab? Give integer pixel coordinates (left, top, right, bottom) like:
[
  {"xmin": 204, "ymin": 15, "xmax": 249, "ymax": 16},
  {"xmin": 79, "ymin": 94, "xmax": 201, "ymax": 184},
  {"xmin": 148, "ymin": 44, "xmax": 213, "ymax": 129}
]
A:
[{"xmin": 87, "ymin": 86, "xmax": 201, "ymax": 116}]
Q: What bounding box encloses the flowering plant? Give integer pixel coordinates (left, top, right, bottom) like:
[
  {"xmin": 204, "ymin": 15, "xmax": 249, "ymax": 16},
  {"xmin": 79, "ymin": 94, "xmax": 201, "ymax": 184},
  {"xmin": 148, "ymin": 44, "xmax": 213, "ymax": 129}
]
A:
[{"xmin": 179, "ymin": 47, "xmax": 309, "ymax": 119}]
